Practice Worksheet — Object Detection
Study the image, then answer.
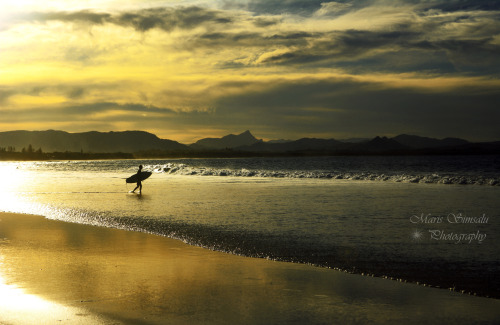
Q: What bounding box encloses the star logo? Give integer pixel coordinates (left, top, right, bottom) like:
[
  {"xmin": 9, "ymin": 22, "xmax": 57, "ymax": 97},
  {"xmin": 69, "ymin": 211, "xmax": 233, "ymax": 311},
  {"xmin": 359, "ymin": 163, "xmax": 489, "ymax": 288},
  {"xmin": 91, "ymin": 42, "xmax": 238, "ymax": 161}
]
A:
[{"xmin": 412, "ymin": 229, "xmax": 423, "ymax": 241}]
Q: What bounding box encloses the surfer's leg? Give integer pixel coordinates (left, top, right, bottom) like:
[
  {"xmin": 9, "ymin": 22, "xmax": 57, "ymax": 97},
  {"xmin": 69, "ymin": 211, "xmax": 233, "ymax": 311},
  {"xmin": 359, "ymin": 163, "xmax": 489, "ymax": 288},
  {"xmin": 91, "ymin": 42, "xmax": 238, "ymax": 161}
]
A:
[{"xmin": 133, "ymin": 181, "xmax": 141, "ymax": 194}]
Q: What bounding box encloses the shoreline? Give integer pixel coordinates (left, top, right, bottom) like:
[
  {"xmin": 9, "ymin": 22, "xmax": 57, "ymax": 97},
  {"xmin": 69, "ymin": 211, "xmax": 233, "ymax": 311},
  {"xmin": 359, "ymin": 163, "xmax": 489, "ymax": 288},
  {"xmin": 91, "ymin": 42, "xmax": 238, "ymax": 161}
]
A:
[
  {"xmin": 2, "ymin": 151, "xmax": 500, "ymax": 162},
  {"xmin": 1, "ymin": 212, "xmax": 500, "ymax": 324}
]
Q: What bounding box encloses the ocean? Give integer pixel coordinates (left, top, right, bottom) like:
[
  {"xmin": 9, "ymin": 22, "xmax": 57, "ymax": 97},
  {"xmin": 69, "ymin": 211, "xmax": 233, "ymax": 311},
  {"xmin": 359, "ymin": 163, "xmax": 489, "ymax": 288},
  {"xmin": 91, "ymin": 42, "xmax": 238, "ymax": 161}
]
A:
[{"xmin": 1, "ymin": 155, "xmax": 499, "ymax": 298}]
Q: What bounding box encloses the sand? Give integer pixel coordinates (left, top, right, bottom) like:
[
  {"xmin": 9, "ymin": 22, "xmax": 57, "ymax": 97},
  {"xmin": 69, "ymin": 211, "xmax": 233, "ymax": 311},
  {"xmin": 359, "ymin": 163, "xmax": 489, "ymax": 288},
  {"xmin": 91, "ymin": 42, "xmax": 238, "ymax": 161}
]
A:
[{"xmin": 1, "ymin": 212, "xmax": 499, "ymax": 325}]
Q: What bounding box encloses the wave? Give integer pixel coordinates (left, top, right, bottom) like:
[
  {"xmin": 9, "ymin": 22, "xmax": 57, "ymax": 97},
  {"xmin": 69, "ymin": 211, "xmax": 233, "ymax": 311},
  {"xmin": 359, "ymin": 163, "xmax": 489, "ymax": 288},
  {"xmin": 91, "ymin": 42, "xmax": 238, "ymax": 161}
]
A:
[
  {"xmin": 145, "ymin": 163, "xmax": 500, "ymax": 186},
  {"xmin": 5, "ymin": 202, "xmax": 497, "ymax": 299}
]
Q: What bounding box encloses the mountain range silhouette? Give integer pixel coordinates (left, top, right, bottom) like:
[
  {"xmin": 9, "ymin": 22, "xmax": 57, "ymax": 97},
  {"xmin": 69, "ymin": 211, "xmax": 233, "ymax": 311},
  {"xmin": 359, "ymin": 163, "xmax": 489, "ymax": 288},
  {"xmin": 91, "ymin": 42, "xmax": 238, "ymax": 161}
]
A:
[{"xmin": 0, "ymin": 130, "xmax": 499, "ymax": 156}]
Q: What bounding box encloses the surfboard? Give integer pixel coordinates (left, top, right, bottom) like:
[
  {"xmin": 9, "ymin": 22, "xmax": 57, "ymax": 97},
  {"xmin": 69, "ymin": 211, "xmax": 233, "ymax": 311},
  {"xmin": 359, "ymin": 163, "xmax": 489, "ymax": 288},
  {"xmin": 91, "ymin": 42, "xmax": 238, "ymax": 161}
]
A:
[{"xmin": 126, "ymin": 171, "xmax": 152, "ymax": 183}]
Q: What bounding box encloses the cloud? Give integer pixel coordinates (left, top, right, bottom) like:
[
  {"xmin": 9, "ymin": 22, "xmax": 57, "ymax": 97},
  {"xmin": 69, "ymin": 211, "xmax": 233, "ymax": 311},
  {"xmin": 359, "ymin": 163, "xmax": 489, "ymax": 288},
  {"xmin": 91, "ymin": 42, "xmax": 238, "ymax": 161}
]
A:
[
  {"xmin": 2, "ymin": 0, "xmax": 500, "ymax": 142},
  {"xmin": 0, "ymin": 82, "xmax": 148, "ymax": 112},
  {"xmin": 31, "ymin": 10, "xmax": 111, "ymax": 24},
  {"xmin": 191, "ymin": 25, "xmax": 499, "ymax": 75},
  {"xmin": 209, "ymin": 76, "xmax": 500, "ymax": 141},
  {"xmin": 315, "ymin": 2, "xmax": 353, "ymax": 16},
  {"xmin": 233, "ymin": 10, "xmax": 499, "ymax": 74},
  {"xmin": 220, "ymin": 0, "xmax": 332, "ymax": 16},
  {"xmin": 28, "ymin": 6, "xmax": 234, "ymax": 32},
  {"xmin": 0, "ymin": 101, "xmax": 175, "ymax": 123},
  {"xmin": 16, "ymin": 1, "xmax": 500, "ymax": 76},
  {"xmin": 252, "ymin": 17, "xmax": 282, "ymax": 27},
  {"xmin": 429, "ymin": 0, "xmax": 500, "ymax": 12},
  {"xmin": 258, "ymin": 30, "xmax": 421, "ymax": 64},
  {"xmin": 2, "ymin": 73, "xmax": 500, "ymax": 141},
  {"xmin": 188, "ymin": 31, "xmax": 317, "ymax": 50},
  {"xmin": 113, "ymin": 6, "xmax": 233, "ymax": 32},
  {"xmin": 133, "ymin": 2, "xmax": 498, "ymax": 75},
  {"xmin": 0, "ymin": 88, "xmax": 15, "ymax": 104}
]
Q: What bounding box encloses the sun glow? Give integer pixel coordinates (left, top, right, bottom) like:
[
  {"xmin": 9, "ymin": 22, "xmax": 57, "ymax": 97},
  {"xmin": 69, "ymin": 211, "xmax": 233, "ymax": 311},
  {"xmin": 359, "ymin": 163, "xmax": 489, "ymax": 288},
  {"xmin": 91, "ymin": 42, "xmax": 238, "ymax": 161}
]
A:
[
  {"xmin": 2, "ymin": 0, "xmax": 40, "ymax": 8},
  {"xmin": 0, "ymin": 164, "xmax": 27, "ymax": 194},
  {"xmin": 0, "ymin": 273, "xmax": 106, "ymax": 323},
  {"xmin": 0, "ymin": 274, "xmax": 52, "ymax": 312},
  {"xmin": 2, "ymin": 0, "xmax": 95, "ymax": 11}
]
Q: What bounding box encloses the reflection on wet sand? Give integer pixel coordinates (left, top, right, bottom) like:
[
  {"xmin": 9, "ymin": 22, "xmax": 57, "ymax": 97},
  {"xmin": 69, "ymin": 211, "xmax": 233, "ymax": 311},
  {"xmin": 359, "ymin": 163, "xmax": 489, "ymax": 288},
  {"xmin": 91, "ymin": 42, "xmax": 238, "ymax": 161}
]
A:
[
  {"xmin": 0, "ymin": 272, "xmax": 111, "ymax": 324},
  {"xmin": 1, "ymin": 213, "xmax": 499, "ymax": 324}
]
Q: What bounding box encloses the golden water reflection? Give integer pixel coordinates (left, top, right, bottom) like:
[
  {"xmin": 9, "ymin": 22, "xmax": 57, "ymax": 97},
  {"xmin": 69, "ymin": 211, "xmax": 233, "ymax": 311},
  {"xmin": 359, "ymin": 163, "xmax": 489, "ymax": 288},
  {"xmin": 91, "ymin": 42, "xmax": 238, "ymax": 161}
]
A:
[
  {"xmin": 0, "ymin": 163, "xmax": 29, "ymax": 193},
  {"xmin": 1, "ymin": 213, "xmax": 500, "ymax": 324},
  {"xmin": 0, "ymin": 273, "xmax": 109, "ymax": 324}
]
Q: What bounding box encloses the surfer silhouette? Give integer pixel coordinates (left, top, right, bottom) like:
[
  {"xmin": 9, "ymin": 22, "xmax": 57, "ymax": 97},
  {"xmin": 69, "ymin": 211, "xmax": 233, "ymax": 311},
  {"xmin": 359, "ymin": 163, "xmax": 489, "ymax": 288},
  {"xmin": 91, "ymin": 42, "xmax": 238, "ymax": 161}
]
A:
[{"xmin": 131, "ymin": 165, "xmax": 143, "ymax": 194}]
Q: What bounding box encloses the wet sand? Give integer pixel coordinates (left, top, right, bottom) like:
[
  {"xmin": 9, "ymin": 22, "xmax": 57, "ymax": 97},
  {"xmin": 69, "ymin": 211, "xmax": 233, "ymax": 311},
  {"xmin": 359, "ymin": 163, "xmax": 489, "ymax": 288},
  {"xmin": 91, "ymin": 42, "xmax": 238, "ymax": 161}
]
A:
[{"xmin": 1, "ymin": 212, "xmax": 499, "ymax": 324}]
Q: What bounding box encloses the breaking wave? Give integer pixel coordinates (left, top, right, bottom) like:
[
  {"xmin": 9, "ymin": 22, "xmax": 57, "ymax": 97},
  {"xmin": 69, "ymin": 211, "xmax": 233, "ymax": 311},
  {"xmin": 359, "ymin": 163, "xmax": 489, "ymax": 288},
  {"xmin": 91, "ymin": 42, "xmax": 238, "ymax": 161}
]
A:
[{"xmin": 146, "ymin": 163, "xmax": 500, "ymax": 186}]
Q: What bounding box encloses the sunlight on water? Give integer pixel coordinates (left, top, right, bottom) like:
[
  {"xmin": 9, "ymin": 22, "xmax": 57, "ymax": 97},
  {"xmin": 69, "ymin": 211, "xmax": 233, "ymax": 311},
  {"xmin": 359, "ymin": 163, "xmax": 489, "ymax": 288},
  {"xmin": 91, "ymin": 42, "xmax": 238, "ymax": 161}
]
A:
[
  {"xmin": 0, "ymin": 272, "xmax": 106, "ymax": 324},
  {"xmin": 0, "ymin": 216, "xmax": 113, "ymax": 324},
  {"xmin": 0, "ymin": 164, "xmax": 37, "ymax": 215},
  {"xmin": 0, "ymin": 163, "xmax": 28, "ymax": 193},
  {"xmin": 0, "ymin": 189, "xmax": 43, "ymax": 218},
  {"xmin": 0, "ymin": 274, "xmax": 49, "ymax": 312},
  {"xmin": 1, "ymin": 159, "xmax": 499, "ymax": 299}
]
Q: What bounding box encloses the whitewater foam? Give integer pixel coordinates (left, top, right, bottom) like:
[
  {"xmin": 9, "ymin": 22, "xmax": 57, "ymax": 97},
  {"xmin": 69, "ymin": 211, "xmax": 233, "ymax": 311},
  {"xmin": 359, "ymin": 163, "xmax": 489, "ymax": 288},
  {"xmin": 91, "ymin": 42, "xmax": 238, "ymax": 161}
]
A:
[{"xmin": 145, "ymin": 163, "xmax": 500, "ymax": 186}]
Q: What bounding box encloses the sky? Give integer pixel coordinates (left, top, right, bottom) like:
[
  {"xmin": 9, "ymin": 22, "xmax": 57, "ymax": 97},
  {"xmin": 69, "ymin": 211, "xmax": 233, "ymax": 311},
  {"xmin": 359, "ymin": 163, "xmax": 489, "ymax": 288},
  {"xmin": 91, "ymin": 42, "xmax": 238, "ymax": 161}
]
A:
[{"xmin": 1, "ymin": 0, "xmax": 499, "ymax": 143}]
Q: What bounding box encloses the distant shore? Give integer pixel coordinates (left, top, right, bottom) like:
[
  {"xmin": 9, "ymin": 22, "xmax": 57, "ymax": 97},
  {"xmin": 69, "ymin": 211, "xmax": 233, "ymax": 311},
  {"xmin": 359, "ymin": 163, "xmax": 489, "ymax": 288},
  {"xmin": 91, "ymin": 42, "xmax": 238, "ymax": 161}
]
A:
[
  {"xmin": 1, "ymin": 212, "xmax": 500, "ymax": 324},
  {"xmin": 2, "ymin": 149, "xmax": 500, "ymax": 162},
  {"xmin": 2, "ymin": 130, "xmax": 500, "ymax": 161}
]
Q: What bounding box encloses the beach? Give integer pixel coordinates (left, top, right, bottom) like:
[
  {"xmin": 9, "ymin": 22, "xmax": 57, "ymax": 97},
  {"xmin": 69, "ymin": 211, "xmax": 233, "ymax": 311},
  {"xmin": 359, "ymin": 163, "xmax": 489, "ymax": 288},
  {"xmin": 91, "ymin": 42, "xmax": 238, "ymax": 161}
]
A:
[{"xmin": 1, "ymin": 212, "xmax": 500, "ymax": 325}]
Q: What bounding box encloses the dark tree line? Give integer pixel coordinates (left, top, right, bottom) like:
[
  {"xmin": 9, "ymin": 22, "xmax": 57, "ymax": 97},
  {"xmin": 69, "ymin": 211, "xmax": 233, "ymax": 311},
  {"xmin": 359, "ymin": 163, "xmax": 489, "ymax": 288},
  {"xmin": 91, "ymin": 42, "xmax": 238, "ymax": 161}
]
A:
[
  {"xmin": 0, "ymin": 144, "xmax": 44, "ymax": 160},
  {"xmin": 0, "ymin": 144, "xmax": 133, "ymax": 161},
  {"xmin": 0, "ymin": 144, "xmax": 42, "ymax": 154}
]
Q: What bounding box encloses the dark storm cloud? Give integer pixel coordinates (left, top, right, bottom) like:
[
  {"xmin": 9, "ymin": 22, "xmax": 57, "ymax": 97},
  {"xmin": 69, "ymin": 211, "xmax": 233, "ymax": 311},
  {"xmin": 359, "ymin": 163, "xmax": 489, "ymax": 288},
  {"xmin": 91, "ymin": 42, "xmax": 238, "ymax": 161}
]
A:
[
  {"xmin": 29, "ymin": 6, "xmax": 233, "ymax": 32},
  {"xmin": 254, "ymin": 27, "xmax": 500, "ymax": 74},
  {"xmin": 220, "ymin": 0, "xmax": 350, "ymax": 16},
  {"xmin": 187, "ymin": 24, "xmax": 499, "ymax": 75},
  {"xmin": 64, "ymin": 102, "xmax": 175, "ymax": 116},
  {"xmin": 336, "ymin": 50, "xmax": 457, "ymax": 74},
  {"xmin": 429, "ymin": 0, "xmax": 500, "ymax": 12},
  {"xmin": 192, "ymin": 31, "xmax": 317, "ymax": 49},
  {"xmin": 149, "ymin": 1, "xmax": 499, "ymax": 75},
  {"xmin": 66, "ymin": 87, "xmax": 86, "ymax": 99},
  {"xmin": 113, "ymin": 6, "xmax": 232, "ymax": 32},
  {"xmin": 5, "ymin": 0, "xmax": 499, "ymax": 142},
  {"xmin": 0, "ymin": 88, "xmax": 15, "ymax": 104},
  {"xmin": 221, "ymin": 0, "xmax": 500, "ymax": 17},
  {"xmin": 210, "ymin": 78, "xmax": 500, "ymax": 141},
  {"xmin": 186, "ymin": 29, "xmax": 421, "ymax": 60},
  {"xmin": 252, "ymin": 17, "xmax": 282, "ymax": 27},
  {"xmin": 2, "ymin": 84, "xmax": 112, "ymax": 102},
  {"xmin": 260, "ymin": 30, "xmax": 421, "ymax": 64},
  {"xmin": 0, "ymin": 102, "xmax": 175, "ymax": 124},
  {"xmin": 31, "ymin": 10, "xmax": 111, "ymax": 24},
  {"xmin": 0, "ymin": 81, "xmax": 175, "ymax": 122},
  {"xmin": 3, "ymin": 77, "xmax": 500, "ymax": 141},
  {"xmin": 245, "ymin": 0, "xmax": 325, "ymax": 15}
]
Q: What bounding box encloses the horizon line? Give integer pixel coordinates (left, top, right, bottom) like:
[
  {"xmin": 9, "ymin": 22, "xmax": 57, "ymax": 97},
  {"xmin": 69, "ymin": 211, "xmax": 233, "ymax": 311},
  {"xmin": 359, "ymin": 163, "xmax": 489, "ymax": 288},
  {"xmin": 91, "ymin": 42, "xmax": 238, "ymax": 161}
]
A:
[{"xmin": 1, "ymin": 128, "xmax": 497, "ymax": 144}]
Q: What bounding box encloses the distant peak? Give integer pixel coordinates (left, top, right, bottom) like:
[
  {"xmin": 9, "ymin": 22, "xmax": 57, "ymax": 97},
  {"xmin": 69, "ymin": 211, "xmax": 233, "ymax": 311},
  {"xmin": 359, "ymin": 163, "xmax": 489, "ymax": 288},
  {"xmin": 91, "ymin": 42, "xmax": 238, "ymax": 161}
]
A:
[
  {"xmin": 235, "ymin": 130, "xmax": 254, "ymax": 138},
  {"xmin": 194, "ymin": 130, "xmax": 259, "ymax": 149},
  {"xmin": 238, "ymin": 130, "xmax": 256, "ymax": 139}
]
